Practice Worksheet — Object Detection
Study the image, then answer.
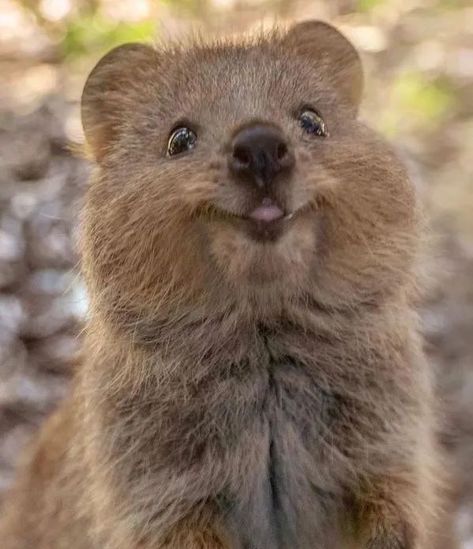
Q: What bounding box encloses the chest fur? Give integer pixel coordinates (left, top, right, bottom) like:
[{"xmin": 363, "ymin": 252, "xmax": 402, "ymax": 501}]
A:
[
  {"xmin": 218, "ymin": 358, "xmax": 346, "ymax": 549},
  {"xmin": 103, "ymin": 335, "xmax": 408, "ymax": 548}
]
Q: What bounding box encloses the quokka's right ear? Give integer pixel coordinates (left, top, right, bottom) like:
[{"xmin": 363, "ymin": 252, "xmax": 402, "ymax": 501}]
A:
[
  {"xmin": 81, "ymin": 43, "xmax": 157, "ymax": 162},
  {"xmin": 282, "ymin": 21, "xmax": 363, "ymax": 110}
]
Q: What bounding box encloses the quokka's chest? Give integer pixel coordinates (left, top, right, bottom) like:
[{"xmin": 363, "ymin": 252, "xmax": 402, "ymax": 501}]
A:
[
  {"xmin": 116, "ymin": 353, "xmax": 366, "ymax": 547},
  {"xmin": 204, "ymin": 359, "xmax": 349, "ymax": 549}
]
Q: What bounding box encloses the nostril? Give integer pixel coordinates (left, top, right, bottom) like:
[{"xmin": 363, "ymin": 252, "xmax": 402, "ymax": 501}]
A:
[
  {"xmin": 276, "ymin": 142, "xmax": 288, "ymax": 161},
  {"xmin": 233, "ymin": 145, "xmax": 251, "ymax": 167}
]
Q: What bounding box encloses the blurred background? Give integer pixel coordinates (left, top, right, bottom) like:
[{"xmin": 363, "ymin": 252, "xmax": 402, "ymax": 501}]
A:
[{"xmin": 0, "ymin": 0, "xmax": 472, "ymax": 546}]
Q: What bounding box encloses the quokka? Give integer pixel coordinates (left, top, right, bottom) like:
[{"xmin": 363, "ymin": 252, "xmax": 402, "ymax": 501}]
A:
[{"xmin": 0, "ymin": 21, "xmax": 442, "ymax": 549}]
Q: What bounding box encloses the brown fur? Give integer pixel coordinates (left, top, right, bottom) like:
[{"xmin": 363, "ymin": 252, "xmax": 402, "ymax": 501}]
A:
[{"xmin": 0, "ymin": 21, "xmax": 442, "ymax": 548}]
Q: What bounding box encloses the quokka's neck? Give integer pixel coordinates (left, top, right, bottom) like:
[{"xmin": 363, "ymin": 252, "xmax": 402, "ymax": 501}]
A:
[{"xmin": 83, "ymin": 294, "xmax": 417, "ymax": 383}]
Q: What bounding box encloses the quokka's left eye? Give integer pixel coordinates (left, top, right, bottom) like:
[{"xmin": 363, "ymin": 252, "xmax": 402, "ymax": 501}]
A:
[
  {"xmin": 298, "ymin": 109, "xmax": 328, "ymax": 137},
  {"xmin": 167, "ymin": 127, "xmax": 197, "ymax": 157}
]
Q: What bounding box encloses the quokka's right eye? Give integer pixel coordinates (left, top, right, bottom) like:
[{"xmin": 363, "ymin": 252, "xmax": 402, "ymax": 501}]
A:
[
  {"xmin": 167, "ymin": 127, "xmax": 197, "ymax": 157},
  {"xmin": 298, "ymin": 108, "xmax": 328, "ymax": 138}
]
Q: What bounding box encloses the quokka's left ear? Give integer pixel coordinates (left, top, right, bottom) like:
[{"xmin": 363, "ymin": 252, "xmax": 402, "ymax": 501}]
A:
[
  {"xmin": 81, "ymin": 43, "xmax": 158, "ymax": 162},
  {"xmin": 282, "ymin": 20, "xmax": 363, "ymax": 110}
]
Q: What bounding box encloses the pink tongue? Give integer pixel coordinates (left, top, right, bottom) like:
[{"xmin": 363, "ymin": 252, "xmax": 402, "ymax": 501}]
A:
[{"xmin": 249, "ymin": 203, "xmax": 284, "ymax": 222}]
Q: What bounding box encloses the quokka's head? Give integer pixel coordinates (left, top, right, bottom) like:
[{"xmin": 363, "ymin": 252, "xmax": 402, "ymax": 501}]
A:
[{"xmin": 81, "ymin": 21, "xmax": 419, "ymax": 326}]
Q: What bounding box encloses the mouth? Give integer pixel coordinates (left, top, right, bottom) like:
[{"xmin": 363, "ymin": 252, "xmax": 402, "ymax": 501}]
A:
[{"xmin": 200, "ymin": 198, "xmax": 298, "ymax": 242}]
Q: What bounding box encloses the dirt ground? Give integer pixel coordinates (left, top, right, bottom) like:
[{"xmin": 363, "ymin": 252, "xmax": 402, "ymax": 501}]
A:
[{"xmin": 0, "ymin": 0, "xmax": 472, "ymax": 546}]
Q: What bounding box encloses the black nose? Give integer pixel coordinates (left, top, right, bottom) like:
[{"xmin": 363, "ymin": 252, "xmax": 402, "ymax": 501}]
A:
[{"xmin": 229, "ymin": 124, "xmax": 294, "ymax": 188}]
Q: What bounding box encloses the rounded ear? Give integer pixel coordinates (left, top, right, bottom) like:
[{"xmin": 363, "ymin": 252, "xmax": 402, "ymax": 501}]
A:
[
  {"xmin": 81, "ymin": 43, "xmax": 157, "ymax": 162},
  {"xmin": 282, "ymin": 21, "xmax": 363, "ymax": 110}
]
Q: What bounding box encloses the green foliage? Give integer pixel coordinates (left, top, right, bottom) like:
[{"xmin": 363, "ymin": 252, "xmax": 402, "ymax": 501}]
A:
[
  {"xmin": 394, "ymin": 73, "xmax": 454, "ymax": 122},
  {"xmin": 437, "ymin": 0, "xmax": 463, "ymax": 8},
  {"xmin": 161, "ymin": 0, "xmax": 208, "ymax": 16},
  {"xmin": 61, "ymin": 15, "xmax": 156, "ymax": 59},
  {"xmin": 356, "ymin": 0, "xmax": 386, "ymax": 13},
  {"xmin": 379, "ymin": 72, "xmax": 454, "ymax": 137}
]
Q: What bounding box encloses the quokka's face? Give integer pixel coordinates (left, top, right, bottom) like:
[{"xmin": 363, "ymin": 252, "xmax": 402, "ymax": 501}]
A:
[{"xmin": 82, "ymin": 22, "xmax": 418, "ymax": 322}]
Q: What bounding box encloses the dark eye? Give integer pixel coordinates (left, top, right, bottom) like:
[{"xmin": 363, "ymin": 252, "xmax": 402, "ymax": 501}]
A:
[
  {"xmin": 167, "ymin": 126, "xmax": 197, "ymax": 157},
  {"xmin": 298, "ymin": 109, "xmax": 327, "ymax": 137}
]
